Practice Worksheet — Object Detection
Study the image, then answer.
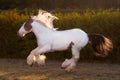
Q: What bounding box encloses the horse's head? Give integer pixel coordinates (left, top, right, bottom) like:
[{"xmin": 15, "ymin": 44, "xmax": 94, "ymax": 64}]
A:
[{"xmin": 18, "ymin": 17, "xmax": 33, "ymax": 38}]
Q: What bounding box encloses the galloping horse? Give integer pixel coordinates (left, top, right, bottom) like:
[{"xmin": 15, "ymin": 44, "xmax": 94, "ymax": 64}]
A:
[{"xmin": 18, "ymin": 10, "xmax": 113, "ymax": 72}]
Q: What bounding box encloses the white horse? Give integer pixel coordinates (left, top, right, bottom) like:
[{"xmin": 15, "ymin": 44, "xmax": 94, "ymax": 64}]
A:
[{"xmin": 18, "ymin": 16, "xmax": 113, "ymax": 72}]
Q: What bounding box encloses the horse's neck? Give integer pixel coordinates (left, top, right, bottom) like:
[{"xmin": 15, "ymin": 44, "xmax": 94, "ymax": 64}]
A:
[
  {"xmin": 32, "ymin": 21, "xmax": 53, "ymax": 38},
  {"xmin": 45, "ymin": 23, "xmax": 53, "ymax": 29},
  {"xmin": 38, "ymin": 19, "xmax": 53, "ymax": 29}
]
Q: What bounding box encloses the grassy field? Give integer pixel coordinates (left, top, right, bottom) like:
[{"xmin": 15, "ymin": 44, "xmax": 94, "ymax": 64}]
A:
[{"xmin": 0, "ymin": 59, "xmax": 120, "ymax": 80}]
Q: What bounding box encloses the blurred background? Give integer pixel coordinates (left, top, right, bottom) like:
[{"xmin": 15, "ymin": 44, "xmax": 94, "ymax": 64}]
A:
[
  {"xmin": 0, "ymin": 0, "xmax": 120, "ymax": 63},
  {"xmin": 0, "ymin": 0, "xmax": 119, "ymax": 10}
]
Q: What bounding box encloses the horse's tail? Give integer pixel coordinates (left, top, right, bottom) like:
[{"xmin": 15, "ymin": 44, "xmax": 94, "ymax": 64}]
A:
[{"xmin": 88, "ymin": 34, "xmax": 113, "ymax": 57}]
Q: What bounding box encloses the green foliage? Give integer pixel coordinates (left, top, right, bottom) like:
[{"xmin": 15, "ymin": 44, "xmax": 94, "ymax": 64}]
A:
[{"xmin": 0, "ymin": 9, "xmax": 120, "ymax": 63}]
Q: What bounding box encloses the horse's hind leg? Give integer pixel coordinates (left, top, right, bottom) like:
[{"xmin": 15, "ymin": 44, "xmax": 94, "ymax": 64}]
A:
[{"xmin": 61, "ymin": 47, "xmax": 80, "ymax": 72}]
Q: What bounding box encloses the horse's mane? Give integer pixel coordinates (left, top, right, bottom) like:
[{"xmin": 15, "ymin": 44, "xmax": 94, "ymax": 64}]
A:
[{"xmin": 33, "ymin": 9, "xmax": 58, "ymax": 30}]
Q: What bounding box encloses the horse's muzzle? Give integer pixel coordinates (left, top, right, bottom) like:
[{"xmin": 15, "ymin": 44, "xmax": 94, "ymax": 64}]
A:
[
  {"xmin": 17, "ymin": 31, "xmax": 24, "ymax": 37},
  {"xmin": 17, "ymin": 32, "xmax": 24, "ymax": 40}
]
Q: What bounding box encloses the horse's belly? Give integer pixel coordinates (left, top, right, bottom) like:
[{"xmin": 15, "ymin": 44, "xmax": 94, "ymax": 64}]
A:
[
  {"xmin": 52, "ymin": 46, "xmax": 68, "ymax": 51},
  {"xmin": 51, "ymin": 40, "xmax": 71, "ymax": 51}
]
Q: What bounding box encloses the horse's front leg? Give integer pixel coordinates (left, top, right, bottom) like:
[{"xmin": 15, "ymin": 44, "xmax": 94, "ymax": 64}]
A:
[
  {"xmin": 27, "ymin": 45, "xmax": 50, "ymax": 66},
  {"xmin": 61, "ymin": 47, "xmax": 80, "ymax": 72},
  {"xmin": 27, "ymin": 47, "xmax": 41, "ymax": 66},
  {"xmin": 35, "ymin": 54, "xmax": 46, "ymax": 66}
]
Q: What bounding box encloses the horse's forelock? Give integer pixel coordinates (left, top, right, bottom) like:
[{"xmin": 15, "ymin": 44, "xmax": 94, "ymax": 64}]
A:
[{"xmin": 24, "ymin": 18, "xmax": 33, "ymax": 31}]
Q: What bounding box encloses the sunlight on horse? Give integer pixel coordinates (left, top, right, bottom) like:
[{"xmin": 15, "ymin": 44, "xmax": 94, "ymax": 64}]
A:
[
  {"xmin": 32, "ymin": 9, "xmax": 58, "ymax": 30},
  {"xmin": 17, "ymin": 10, "xmax": 113, "ymax": 72}
]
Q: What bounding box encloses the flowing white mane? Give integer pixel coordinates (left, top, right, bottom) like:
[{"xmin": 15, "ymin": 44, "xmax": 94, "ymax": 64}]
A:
[{"xmin": 32, "ymin": 9, "xmax": 58, "ymax": 30}]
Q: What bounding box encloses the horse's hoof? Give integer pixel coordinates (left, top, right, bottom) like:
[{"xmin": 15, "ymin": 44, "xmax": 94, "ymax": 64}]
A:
[
  {"xmin": 30, "ymin": 63, "xmax": 33, "ymax": 67},
  {"xmin": 65, "ymin": 68, "xmax": 73, "ymax": 72},
  {"xmin": 61, "ymin": 66, "xmax": 66, "ymax": 69}
]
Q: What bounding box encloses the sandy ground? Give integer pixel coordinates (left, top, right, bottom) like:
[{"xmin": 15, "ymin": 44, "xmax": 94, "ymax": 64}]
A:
[{"xmin": 0, "ymin": 59, "xmax": 120, "ymax": 80}]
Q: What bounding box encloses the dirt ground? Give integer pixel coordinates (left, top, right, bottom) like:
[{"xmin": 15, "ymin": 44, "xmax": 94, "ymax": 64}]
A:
[{"xmin": 0, "ymin": 59, "xmax": 120, "ymax": 80}]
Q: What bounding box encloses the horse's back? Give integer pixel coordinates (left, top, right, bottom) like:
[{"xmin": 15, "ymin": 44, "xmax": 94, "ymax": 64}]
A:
[
  {"xmin": 58, "ymin": 28, "xmax": 88, "ymax": 39},
  {"xmin": 56, "ymin": 28, "xmax": 86, "ymax": 35},
  {"xmin": 52, "ymin": 28, "xmax": 88, "ymax": 50}
]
